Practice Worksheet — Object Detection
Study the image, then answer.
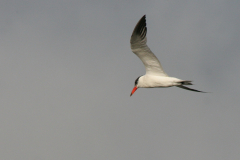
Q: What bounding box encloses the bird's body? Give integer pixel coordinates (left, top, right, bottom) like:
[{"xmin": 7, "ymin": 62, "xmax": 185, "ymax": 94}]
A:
[
  {"xmin": 137, "ymin": 75, "xmax": 184, "ymax": 88},
  {"xmin": 130, "ymin": 15, "xmax": 205, "ymax": 96}
]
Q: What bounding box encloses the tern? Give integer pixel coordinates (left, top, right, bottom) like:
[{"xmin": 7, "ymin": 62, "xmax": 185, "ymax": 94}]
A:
[{"xmin": 130, "ymin": 15, "xmax": 206, "ymax": 96}]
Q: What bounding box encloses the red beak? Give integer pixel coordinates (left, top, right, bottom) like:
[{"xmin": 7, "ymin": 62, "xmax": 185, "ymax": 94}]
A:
[{"xmin": 130, "ymin": 86, "xmax": 138, "ymax": 96}]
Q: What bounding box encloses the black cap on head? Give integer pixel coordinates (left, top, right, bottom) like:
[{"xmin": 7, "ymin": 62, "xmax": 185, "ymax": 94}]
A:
[{"xmin": 134, "ymin": 76, "xmax": 141, "ymax": 86}]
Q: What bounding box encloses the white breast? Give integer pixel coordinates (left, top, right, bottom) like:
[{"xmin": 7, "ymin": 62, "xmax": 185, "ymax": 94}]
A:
[{"xmin": 138, "ymin": 75, "xmax": 182, "ymax": 88}]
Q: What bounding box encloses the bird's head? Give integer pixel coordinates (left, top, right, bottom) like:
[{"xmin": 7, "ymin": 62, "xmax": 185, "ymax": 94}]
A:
[{"xmin": 130, "ymin": 76, "xmax": 141, "ymax": 96}]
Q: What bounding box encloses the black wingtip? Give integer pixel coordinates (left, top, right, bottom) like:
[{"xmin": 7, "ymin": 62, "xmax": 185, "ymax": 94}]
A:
[
  {"xmin": 139, "ymin": 15, "xmax": 146, "ymax": 25},
  {"xmin": 131, "ymin": 15, "xmax": 147, "ymax": 40},
  {"xmin": 177, "ymin": 86, "xmax": 207, "ymax": 93}
]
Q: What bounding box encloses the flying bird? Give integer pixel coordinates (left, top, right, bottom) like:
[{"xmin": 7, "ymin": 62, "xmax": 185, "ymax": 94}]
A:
[{"xmin": 130, "ymin": 15, "xmax": 206, "ymax": 96}]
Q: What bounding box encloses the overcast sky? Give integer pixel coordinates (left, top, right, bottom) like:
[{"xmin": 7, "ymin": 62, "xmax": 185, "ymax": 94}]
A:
[{"xmin": 0, "ymin": 0, "xmax": 240, "ymax": 159}]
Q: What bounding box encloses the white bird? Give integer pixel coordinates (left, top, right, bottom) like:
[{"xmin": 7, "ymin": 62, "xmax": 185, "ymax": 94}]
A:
[{"xmin": 130, "ymin": 15, "xmax": 206, "ymax": 96}]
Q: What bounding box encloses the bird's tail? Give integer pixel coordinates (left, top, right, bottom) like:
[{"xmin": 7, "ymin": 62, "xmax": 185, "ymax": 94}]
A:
[{"xmin": 179, "ymin": 81, "xmax": 193, "ymax": 85}]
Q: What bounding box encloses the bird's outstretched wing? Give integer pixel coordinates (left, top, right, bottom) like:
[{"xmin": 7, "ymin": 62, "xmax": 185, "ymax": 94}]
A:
[{"xmin": 130, "ymin": 15, "xmax": 168, "ymax": 77}]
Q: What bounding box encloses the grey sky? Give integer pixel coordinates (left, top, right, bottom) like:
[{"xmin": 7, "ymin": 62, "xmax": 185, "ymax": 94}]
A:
[{"xmin": 0, "ymin": 0, "xmax": 240, "ymax": 159}]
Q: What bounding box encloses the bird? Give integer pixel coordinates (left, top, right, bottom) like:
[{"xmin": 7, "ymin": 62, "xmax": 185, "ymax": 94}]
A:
[{"xmin": 130, "ymin": 15, "xmax": 206, "ymax": 96}]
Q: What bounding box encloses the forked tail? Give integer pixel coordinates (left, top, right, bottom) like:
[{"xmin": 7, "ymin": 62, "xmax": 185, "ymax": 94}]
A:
[{"xmin": 180, "ymin": 81, "xmax": 193, "ymax": 85}]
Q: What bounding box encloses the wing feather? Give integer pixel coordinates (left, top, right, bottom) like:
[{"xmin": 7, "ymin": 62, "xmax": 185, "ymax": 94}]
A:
[
  {"xmin": 177, "ymin": 86, "xmax": 207, "ymax": 93},
  {"xmin": 130, "ymin": 15, "xmax": 168, "ymax": 77}
]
